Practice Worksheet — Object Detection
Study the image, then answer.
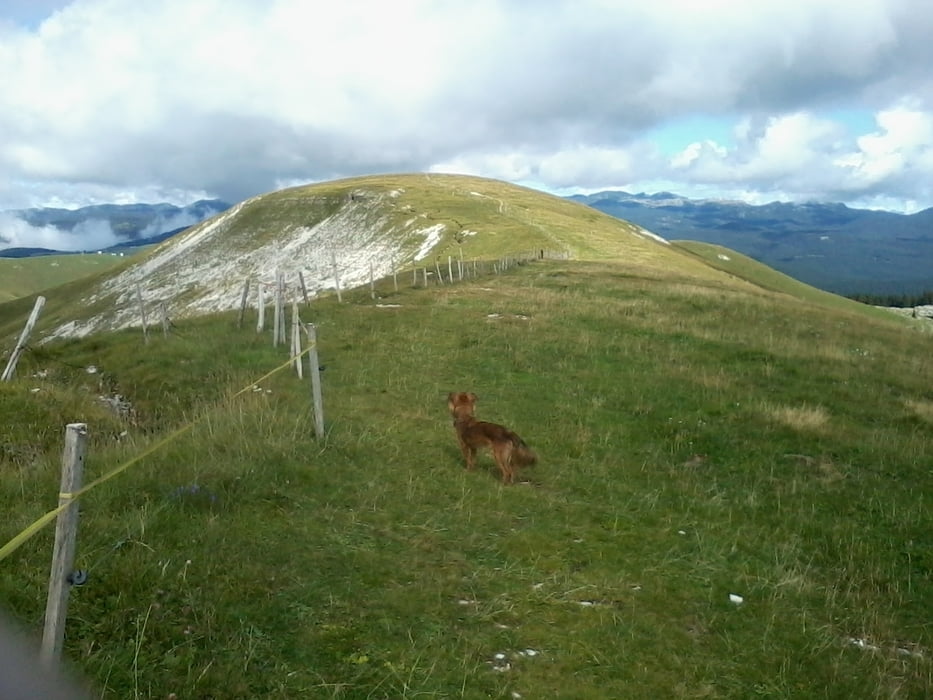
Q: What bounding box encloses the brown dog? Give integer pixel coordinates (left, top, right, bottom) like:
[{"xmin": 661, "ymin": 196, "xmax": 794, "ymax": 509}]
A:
[{"xmin": 447, "ymin": 392, "xmax": 537, "ymax": 484}]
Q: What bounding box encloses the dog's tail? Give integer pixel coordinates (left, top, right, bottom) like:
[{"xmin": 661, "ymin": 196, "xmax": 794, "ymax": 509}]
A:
[{"xmin": 512, "ymin": 436, "xmax": 537, "ymax": 467}]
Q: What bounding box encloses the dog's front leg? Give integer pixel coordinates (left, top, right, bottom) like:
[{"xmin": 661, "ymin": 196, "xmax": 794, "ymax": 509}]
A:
[{"xmin": 458, "ymin": 440, "xmax": 476, "ymax": 470}]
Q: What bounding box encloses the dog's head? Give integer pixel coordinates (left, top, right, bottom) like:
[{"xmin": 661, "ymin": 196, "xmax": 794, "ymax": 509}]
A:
[{"xmin": 447, "ymin": 391, "xmax": 478, "ymax": 419}]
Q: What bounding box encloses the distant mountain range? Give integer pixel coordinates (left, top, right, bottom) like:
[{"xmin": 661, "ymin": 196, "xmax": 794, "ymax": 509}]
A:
[
  {"xmin": 569, "ymin": 191, "xmax": 933, "ymax": 296},
  {"xmin": 5, "ymin": 191, "xmax": 932, "ymax": 296},
  {"xmin": 32, "ymin": 174, "xmax": 718, "ymax": 341},
  {"xmin": 0, "ymin": 199, "xmax": 231, "ymax": 257}
]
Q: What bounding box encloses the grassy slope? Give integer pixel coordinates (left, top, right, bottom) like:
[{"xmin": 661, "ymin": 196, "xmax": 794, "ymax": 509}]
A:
[
  {"xmin": 264, "ymin": 173, "xmax": 702, "ymax": 266},
  {"xmin": 1, "ymin": 256, "xmax": 931, "ymax": 698},
  {"xmin": 0, "ymin": 253, "xmax": 129, "ymax": 303},
  {"xmin": 9, "ymin": 174, "xmax": 747, "ymax": 342},
  {"xmin": 673, "ymin": 241, "xmax": 908, "ymax": 323}
]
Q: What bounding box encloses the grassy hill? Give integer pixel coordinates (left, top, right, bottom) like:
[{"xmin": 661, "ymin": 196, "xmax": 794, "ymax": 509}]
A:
[
  {"xmin": 0, "ymin": 176, "xmax": 930, "ymax": 698},
  {"xmin": 672, "ymin": 241, "xmax": 904, "ymax": 322},
  {"xmin": 14, "ymin": 173, "xmax": 750, "ymax": 343},
  {"xmin": 0, "ymin": 252, "xmax": 130, "ymax": 303}
]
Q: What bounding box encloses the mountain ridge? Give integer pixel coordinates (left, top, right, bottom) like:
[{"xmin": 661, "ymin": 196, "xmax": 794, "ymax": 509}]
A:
[
  {"xmin": 570, "ymin": 190, "xmax": 933, "ymax": 295},
  {"xmin": 0, "ymin": 199, "xmax": 231, "ymax": 255},
  {"xmin": 15, "ymin": 174, "xmax": 771, "ymax": 342}
]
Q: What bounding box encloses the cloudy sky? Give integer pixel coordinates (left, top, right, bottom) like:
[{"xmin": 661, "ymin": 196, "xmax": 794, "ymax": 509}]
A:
[{"xmin": 2, "ymin": 0, "xmax": 932, "ymax": 233}]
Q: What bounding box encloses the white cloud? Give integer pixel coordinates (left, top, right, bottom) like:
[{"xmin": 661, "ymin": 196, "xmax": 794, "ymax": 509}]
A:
[
  {"xmin": 660, "ymin": 106, "xmax": 933, "ymax": 207},
  {"xmin": 434, "ymin": 144, "xmax": 645, "ymax": 190},
  {"xmin": 837, "ymin": 104, "xmax": 933, "ymax": 184},
  {"xmin": 0, "ymin": 0, "xmax": 932, "ymax": 213},
  {"xmin": 0, "ymin": 213, "xmax": 118, "ymax": 250},
  {"xmin": 671, "ymin": 141, "xmax": 727, "ymax": 170}
]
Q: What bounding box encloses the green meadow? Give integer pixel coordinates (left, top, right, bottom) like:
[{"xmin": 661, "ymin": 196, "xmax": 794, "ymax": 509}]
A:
[
  {"xmin": 0, "ymin": 253, "xmax": 131, "ymax": 303},
  {"xmin": 1, "ymin": 255, "xmax": 930, "ymax": 698}
]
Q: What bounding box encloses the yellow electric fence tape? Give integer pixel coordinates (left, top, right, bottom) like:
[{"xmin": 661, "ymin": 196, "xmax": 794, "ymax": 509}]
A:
[{"xmin": 0, "ymin": 346, "xmax": 314, "ymax": 564}]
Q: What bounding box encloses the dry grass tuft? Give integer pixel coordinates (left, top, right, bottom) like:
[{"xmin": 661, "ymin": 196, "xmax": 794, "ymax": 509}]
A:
[
  {"xmin": 904, "ymin": 398, "xmax": 933, "ymax": 424},
  {"xmin": 764, "ymin": 403, "xmax": 831, "ymax": 432}
]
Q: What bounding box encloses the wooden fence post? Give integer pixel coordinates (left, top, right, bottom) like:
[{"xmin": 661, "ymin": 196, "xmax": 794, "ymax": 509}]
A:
[
  {"xmin": 272, "ymin": 270, "xmax": 282, "ymax": 346},
  {"xmin": 159, "ymin": 302, "xmax": 170, "ymax": 337},
  {"xmin": 135, "ymin": 284, "xmax": 148, "ymax": 344},
  {"xmin": 297, "ymin": 271, "xmax": 309, "ymax": 305},
  {"xmin": 331, "ymin": 252, "xmax": 343, "ymax": 302},
  {"xmin": 256, "ymin": 284, "xmax": 265, "ymax": 333},
  {"xmin": 41, "ymin": 423, "xmax": 87, "ymax": 670},
  {"xmin": 304, "ymin": 324, "xmax": 325, "ymax": 439},
  {"xmin": 278, "ymin": 273, "xmax": 287, "ymax": 344},
  {"xmin": 2, "ymin": 295, "xmax": 45, "ymax": 382},
  {"xmin": 434, "ymin": 257, "xmax": 443, "ymax": 284},
  {"xmin": 291, "ymin": 302, "xmax": 303, "ymax": 378},
  {"xmin": 237, "ymin": 278, "xmax": 250, "ymax": 328},
  {"xmin": 369, "ymin": 261, "xmax": 375, "ymax": 300}
]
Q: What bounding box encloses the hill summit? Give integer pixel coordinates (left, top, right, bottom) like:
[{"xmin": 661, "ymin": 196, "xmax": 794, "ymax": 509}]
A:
[{"xmin": 43, "ymin": 174, "xmax": 733, "ymax": 341}]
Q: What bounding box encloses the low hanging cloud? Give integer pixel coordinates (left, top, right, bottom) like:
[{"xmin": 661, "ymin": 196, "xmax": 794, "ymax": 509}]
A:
[
  {"xmin": 0, "ymin": 214, "xmax": 119, "ymax": 251},
  {"xmin": 0, "ymin": 0, "xmax": 932, "ymax": 211}
]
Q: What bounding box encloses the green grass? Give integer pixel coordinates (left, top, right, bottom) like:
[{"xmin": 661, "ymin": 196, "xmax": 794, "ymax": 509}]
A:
[
  {"xmin": 1, "ymin": 258, "xmax": 930, "ymax": 698},
  {"xmin": 0, "ymin": 253, "xmax": 132, "ymax": 303},
  {"xmin": 673, "ymin": 240, "xmax": 912, "ymax": 323},
  {"xmin": 3, "ymin": 174, "xmax": 738, "ymax": 343}
]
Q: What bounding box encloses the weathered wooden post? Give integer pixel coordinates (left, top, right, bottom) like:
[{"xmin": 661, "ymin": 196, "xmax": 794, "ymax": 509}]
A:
[
  {"xmin": 434, "ymin": 257, "xmax": 443, "ymax": 284},
  {"xmin": 331, "ymin": 251, "xmax": 343, "ymax": 302},
  {"xmin": 448, "ymin": 256, "xmax": 453, "ymax": 282},
  {"xmin": 159, "ymin": 302, "xmax": 170, "ymax": 337},
  {"xmin": 304, "ymin": 324, "xmax": 325, "ymax": 439},
  {"xmin": 298, "ymin": 271, "xmax": 310, "ymax": 305},
  {"xmin": 291, "ymin": 301, "xmax": 303, "ymax": 378},
  {"xmin": 237, "ymin": 278, "xmax": 250, "ymax": 328},
  {"xmin": 279, "ymin": 273, "xmax": 288, "ymax": 344},
  {"xmin": 256, "ymin": 284, "xmax": 265, "ymax": 333},
  {"xmin": 369, "ymin": 261, "xmax": 375, "ymax": 300},
  {"xmin": 135, "ymin": 284, "xmax": 148, "ymax": 344},
  {"xmin": 41, "ymin": 423, "xmax": 87, "ymax": 670},
  {"xmin": 273, "ymin": 270, "xmax": 286, "ymax": 347},
  {"xmin": 2, "ymin": 295, "xmax": 45, "ymax": 382}
]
